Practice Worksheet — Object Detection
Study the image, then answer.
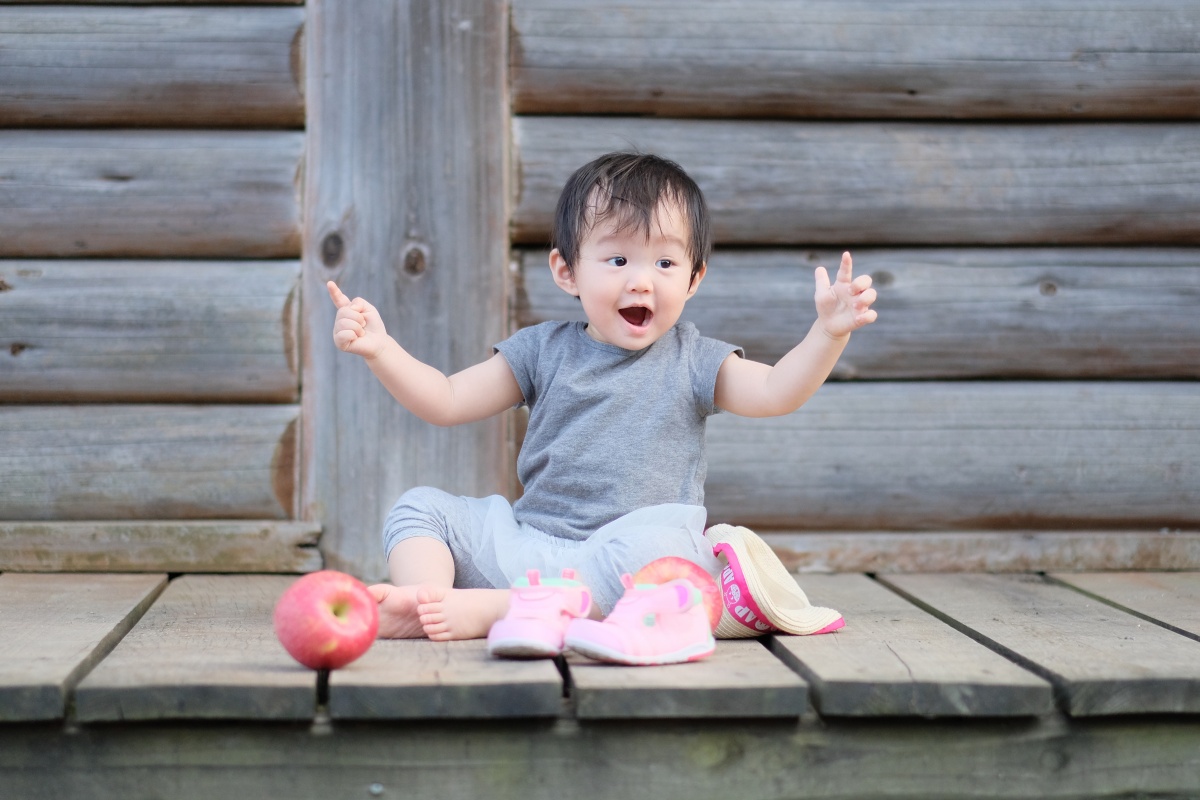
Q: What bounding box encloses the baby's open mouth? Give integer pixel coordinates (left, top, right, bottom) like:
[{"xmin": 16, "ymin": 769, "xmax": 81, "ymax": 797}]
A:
[{"xmin": 619, "ymin": 306, "xmax": 652, "ymax": 327}]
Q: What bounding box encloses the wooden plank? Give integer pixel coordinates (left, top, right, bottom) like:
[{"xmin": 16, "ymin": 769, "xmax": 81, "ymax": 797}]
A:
[
  {"xmin": 0, "ymin": 573, "xmax": 166, "ymax": 722},
  {"xmin": 515, "ymin": 247, "xmax": 1200, "ymax": 379},
  {"xmin": 0, "ymin": 521, "xmax": 321, "ymax": 573},
  {"xmin": 512, "ymin": 0, "xmax": 1200, "ymax": 119},
  {"xmin": 705, "ymin": 382, "xmax": 1200, "ymax": 531},
  {"xmin": 303, "ymin": 0, "xmax": 510, "ymax": 579},
  {"xmin": 567, "ymin": 639, "xmax": 806, "ymax": 719},
  {"xmin": 329, "ymin": 639, "xmax": 562, "ymax": 719},
  {"xmin": 761, "ymin": 531, "xmax": 1200, "ymax": 574},
  {"xmin": 768, "ymin": 574, "xmax": 1052, "ymax": 717},
  {"xmin": 74, "ymin": 575, "xmax": 315, "ymax": 721},
  {"xmin": 0, "ymin": 405, "xmax": 299, "ymax": 521},
  {"xmin": 513, "ymin": 118, "xmax": 1200, "ymax": 246},
  {"xmin": 0, "ymin": 131, "xmax": 302, "ymax": 258},
  {"xmin": 880, "ymin": 573, "xmax": 1200, "ymax": 716},
  {"xmin": 0, "ymin": 261, "xmax": 299, "ymax": 402},
  {"xmin": 0, "ymin": 7, "xmax": 303, "ymax": 127},
  {"xmin": 5, "ymin": 716, "xmax": 1200, "ymax": 799},
  {"xmin": 1052, "ymin": 572, "xmax": 1200, "ymax": 640}
]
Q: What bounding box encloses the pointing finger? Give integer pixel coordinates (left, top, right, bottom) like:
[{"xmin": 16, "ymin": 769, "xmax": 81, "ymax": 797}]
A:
[{"xmin": 326, "ymin": 280, "xmax": 351, "ymax": 309}]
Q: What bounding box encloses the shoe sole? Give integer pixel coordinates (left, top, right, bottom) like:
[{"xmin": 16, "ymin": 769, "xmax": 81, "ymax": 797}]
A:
[
  {"xmin": 564, "ymin": 636, "xmax": 715, "ymax": 666},
  {"xmin": 487, "ymin": 636, "xmax": 561, "ymax": 659}
]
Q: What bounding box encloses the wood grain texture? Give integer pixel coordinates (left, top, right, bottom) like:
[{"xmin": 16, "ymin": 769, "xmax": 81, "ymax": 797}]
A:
[
  {"xmin": 515, "ymin": 247, "xmax": 1200, "ymax": 379},
  {"xmin": 0, "ymin": 573, "xmax": 166, "ymax": 722},
  {"xmin": 880, "ymin": 573, "xmax": 1200, "ymax": 716},
  {"xmin": 0, "ymin": 521, "xmax": 321, "ymax": 573},
  {"xmin": 0, "ymin": 7, "xmax": 303, "ymax": 127},
  {"xmin": 567, "ymin": 639, "xmax": 806, "ymax": 719},
  {"xmin": 512, "ymin": 0, "xmax": 1200, "ymax": 119},
  {"xmin": 329, "ymin": 639, "xmax": 562, "ymax": 719},
  {"xmin": 705, "ymin": 382, "xmax": 1200, "ymax": 531},
  {"xmin": 0, "ymin": 131, "xmax": 302, "ymax": 258},
  {"xmin": 0, "ymin": 261, "xmax": 299, "ymax": 402},
  {"xmin": 761, "ymin": 530, "xmax": 1200, "ymax": 574},
  {"xmin": 73, "ymin": 575, "xmax": 314, "ymax": 721},
  {"xmin": 768, "ymin": 574, "xmax": 1052, "ymax": 717},
  {"xmin": 513, "ymin": 118, "xmax": 1200, "ymax": 246},
  {"xmin": 0, "ymin": 405, "xmax": 299, "ymax": 521},
  {"xmin": 303, "ymin": 0, "xmax": 510, "ymax": 580},
  {"xmin": 1052, "ymin": 572, "xmax": 1200, "ymax": 640},
  {"xmin": 4, "ymin": 715, "xmax": 1200, "ymax": 799}
]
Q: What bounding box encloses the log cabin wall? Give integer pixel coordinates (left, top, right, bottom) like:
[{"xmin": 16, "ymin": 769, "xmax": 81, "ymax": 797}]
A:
[
  {"xmin": 509, "ymin": 0, "xmax": 1200, "ymax": 569},
  {"xmin": 0, "ymin": 0, "xmax": 321, "ymax": 572}
]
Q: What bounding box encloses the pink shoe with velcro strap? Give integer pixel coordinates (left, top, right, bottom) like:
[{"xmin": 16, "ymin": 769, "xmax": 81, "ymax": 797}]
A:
[
  {"xmin": 487, "ymin": 568, "xmax": 592, "ymax": 659},
  {"xmin": 564, "ymin": 574, "xmax": 716, "ymax": 666}
]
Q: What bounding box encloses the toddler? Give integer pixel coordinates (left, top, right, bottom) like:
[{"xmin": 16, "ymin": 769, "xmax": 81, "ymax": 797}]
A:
[{"xmin": 327, "ymin": 152, "xmax": 877, "ymax": 641}]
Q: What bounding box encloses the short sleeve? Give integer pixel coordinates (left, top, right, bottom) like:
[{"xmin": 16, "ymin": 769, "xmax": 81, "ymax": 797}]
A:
[
  {"xmin": 682, "ymin": 323, "xmax": 743, "ymax": 417},
  {"xmin": 493, "ymin": 322, "xmax": 549, "ymax": 408}
]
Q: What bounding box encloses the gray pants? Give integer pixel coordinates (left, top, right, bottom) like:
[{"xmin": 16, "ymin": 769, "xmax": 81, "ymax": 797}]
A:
[{"xmin": 383, "ymin": 487, "xmax": 721, "ymax": 614}]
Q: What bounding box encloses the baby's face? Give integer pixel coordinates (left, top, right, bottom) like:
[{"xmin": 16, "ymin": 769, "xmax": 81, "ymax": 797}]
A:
[{"xmin": 563, "ymin": 201, "xmax": 704, "ymax": 350}]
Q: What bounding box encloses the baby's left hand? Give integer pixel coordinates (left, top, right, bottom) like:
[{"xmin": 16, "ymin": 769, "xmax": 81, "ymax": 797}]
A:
[{"xmin": 814, "ymin": 251, "xmax": 878, "ymax": 338}]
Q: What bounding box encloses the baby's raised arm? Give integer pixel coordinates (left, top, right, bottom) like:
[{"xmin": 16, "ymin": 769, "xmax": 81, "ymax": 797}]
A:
[
  {"xmin": 714, "ymin": 252, "xmax": 877, "ymax": 418},
  {"xmin": 326, "ymin": 281, "xmax": 523, "ymax": 426}
]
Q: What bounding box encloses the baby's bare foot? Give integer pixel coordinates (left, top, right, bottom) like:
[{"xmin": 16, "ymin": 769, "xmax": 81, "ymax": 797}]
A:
[
  {"xmin": 369, "ymin": 583, "xmax": 427, "ymax": 639},
  {"xmin": 415, "ymin": 585, "xmax": 511, "ymax": 641}
]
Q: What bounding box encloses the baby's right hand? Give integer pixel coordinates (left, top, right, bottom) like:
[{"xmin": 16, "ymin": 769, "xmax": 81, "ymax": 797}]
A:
[{"xmin": 327, "ymin": 281, "xmax": 390, "ymax": 360}]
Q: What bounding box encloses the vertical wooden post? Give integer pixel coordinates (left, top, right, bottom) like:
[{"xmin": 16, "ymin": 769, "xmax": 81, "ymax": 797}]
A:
[{"xmin": 303, "ymin": 1, "xmax": 510, "ymax": 579}]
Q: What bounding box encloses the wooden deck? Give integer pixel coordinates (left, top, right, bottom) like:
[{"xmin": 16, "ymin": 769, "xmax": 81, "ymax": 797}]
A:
[{"xmin": 3, "ymin": 571, "xmax": 1199, "ymax": 799}]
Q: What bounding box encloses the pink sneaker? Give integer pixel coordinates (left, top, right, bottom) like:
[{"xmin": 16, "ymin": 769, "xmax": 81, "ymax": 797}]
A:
[
  {"xmin": 563, "ymin": 575, "xmax": 716, "ymax": 666},
  {"xmin": 487, "ymin": 569, "xmax": 592, "ymax": 659}
]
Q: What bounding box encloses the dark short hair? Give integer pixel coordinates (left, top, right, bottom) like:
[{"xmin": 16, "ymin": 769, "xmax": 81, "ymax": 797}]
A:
[{"xmin": 551, "ymin": 152, "xmax": 711, "ymax": 285}]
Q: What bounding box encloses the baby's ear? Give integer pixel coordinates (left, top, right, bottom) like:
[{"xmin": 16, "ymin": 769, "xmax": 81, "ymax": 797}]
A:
[{"xmin": 549, "ymin": 249, "xmax": 580, "ymax": 297}]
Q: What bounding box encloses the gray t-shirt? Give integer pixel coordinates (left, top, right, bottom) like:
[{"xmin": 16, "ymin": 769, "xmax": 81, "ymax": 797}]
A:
[{"xmin": 495, "ymin": 321, "xmax": 742, "ymax": 542}]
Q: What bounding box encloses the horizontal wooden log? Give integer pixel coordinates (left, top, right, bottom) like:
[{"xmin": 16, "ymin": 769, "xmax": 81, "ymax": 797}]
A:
[
  {"xmin": 513, "ymin": 118, "xmax": 1200, "ymax": 246},
  {"xmin": 0, "ymin": 573, "xmax": 166, "ymax": 722},
  {"xmin": 74, "ymin": 575, "xmax": 314, "ymax": 722},
  {"xmin": 761, "ymin": 530, "xmax": 1200, "ymax": 574},
  {"xmin": 515, "ymin": 247, "xmax": 1200, "ymax": 379},
  {"xmin": 0, "ymin": 521, "xmax": 321, "ymax": 573},
  {"xmin": 512, "ymin": 0, "xmax": 1200, "ymax": 119},
  {"xmin": 0, "ymin": 405, "xmax": 299, "ymax": 521},
  {"xmin": 705, "ymin": 382, "xmax": 1200, "ymax": 530},
  {"xmin": 0, "ymin": 7, "xmax": 303, "ymax": 127},
  {"xmin": 0, "ymin": 261, "xmax": 299, "ymax": 402},
  {"xmin": 0, "ymin": 131, "xmax": 302, "ymax": 258},
  {"xmin": 4, "ymin": 715, "xmax": 1200, "ymax": 798}
]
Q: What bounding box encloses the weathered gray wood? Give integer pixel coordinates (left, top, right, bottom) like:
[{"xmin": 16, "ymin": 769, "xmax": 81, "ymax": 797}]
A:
[
  {"xmin": 567, "ymin": 639, "xmax": 806, "ymax": 719},
  {"xmin": 74, "ymin": 575, "xmax": 314, "ymax": 721},
  {"xmin": 0, "ymin": 521, "xmax": 321, "ymax": 573},
  {"xmin": 0, "ymin": 405, "xmax": 299, "ymax": 521},
  {"xmin": 705, "ymin": 382, "xmax": 1200, "ymax": 531},
  {"xmin": 513, "ymin": 118, "xmax": 1200, "ymax": 246},
  {"xmin": 516, "ymin": 247, "xmax": 1200, "ymax": 379},
  {"xmin": 761, "ymin": 530, "xmax": 1200, "ymax": 574},
  {"xmin": 303, "ymin": 0, "xmax": 510, "ymax": 580},
  {"xmin": 768, "ymin": 574, "xmax": 1052, "ymax": 717},
  {"xmin": 512, "ymin": 1, "xmax": 1200, "ymax": 120},
  {"xmin": 0, "ymin": 261, "xmax": 299, "ymax": 402},
  {"xmin": 329, "ymin": 639, "xmax": 562, "ymax": 719},
  {"xmin": 0, "ymin": 573, "xmax": 166, "ymax": 722},
  {"xmin": 881, "ymin": 573, "xmax": 1200, "ymax": 716},
  {"xmin": 0, "ymin": 131, "xmax": 302, "ymax": 258},
  {"xmin": 4, "ymin": 715, "xmax": 1200, "ymax": 799},
  {"xmin": 0, "ymin": 7, "xmax": 303, "ymax": 127},
  {"xmin": 1052, "ymin": 572, "xmax": 1200, "ymax": 640}
]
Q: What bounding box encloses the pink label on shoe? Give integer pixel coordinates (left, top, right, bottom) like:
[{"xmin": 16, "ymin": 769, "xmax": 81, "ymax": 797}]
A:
[{"xmin": 712, "ymin": 542, "xmax": 779, "ymax": 634}]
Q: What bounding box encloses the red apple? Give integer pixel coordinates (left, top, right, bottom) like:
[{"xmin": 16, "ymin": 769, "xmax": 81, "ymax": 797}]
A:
[
  {"xmin": 632, "ymin": 556, "xmax": 722, "ymax": 632},
  {"xmin": 273, "ymin": 570, "xmax": 379, "ymax": 670}
]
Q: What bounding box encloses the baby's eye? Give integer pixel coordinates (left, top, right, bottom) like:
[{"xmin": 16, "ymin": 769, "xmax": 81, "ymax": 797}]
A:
[
  {"xmin": 607, "ymin": 256, "xmax": 627, "ymax": 267},
  {"xmin": 656, "ymin": 258, "xmax": 674, "ymax": 269}
]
